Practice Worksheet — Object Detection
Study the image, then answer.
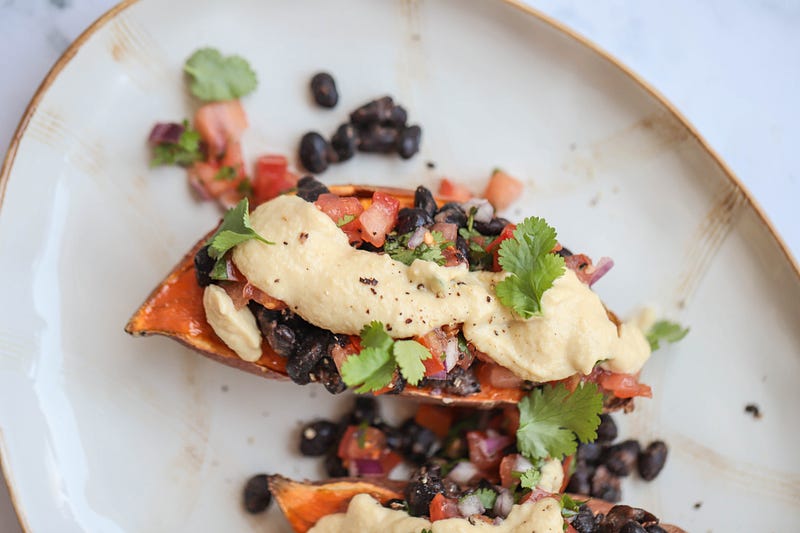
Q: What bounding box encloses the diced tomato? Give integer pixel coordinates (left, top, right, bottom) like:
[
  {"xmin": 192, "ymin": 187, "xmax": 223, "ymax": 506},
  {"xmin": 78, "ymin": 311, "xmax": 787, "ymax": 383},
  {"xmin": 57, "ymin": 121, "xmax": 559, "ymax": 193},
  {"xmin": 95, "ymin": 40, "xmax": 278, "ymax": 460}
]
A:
[
  {"xmin": 429, "ymin": 493, "xmax": 460, "ymax": 522},
  {"xmin": 597, "ymin": 372, "xmax": 653, "ymax": 399},
  {"xmin": 194, "ymin": 100, "xmax": 248, "ymax": 158},
  {"xmin": 315, "ymin": 193, "xmax": 365, "ymax": 244},
  {"xmin": 466, "ymin": 430, "xmax": 512, "ymax": 471},
  {"xmin": 483, "ymin": 170, "xmax": 523, "ymax": 211},
  {"xmin": 566, "ymin": 525, "xmax": 579, "ymax": 533},
  {"xmin": 378, "ymin": 450, "xmax": 403, "ymax": 474},
  {"xmin": 502, "ymin": 404, "xmax": 520, "ymax": 435},
  {"xmin": 555, "ymin": 373, "xmax": 582, "ymax": 393},
  {"xmin": 485, "ymin": 223, "xmax": 517, "ymax": 271},
  {"xmin": 415, "ymin": 329, "xmax": 447, "ymax": 377},
  {"xmin": 422, "ymin": 354, "xmax": 445, "ymax": 377},
  {"xmin": 331, "ymin": 336, "xmax": 361, "ymax": 372},
  {"xmin": 499, "ymin": 454, "xmax": 519, "ymax": 489},
  {"xmin": 188, "ymin": 160, "xmax": 246, "ymax": 208},
  {"xmin": 414, "ymin": 405, "xmax": 453, "ymax": 439},
  {"xmin": 519, "ymin": 488, "xmax": 556, "ymax": 505},
  {"xmin": 438, "ymin": 178, "xmax": 473, "ymax": 202},
  {"xmin": 430, "ymin": 222, "xmax": 458, "ymax": 242},
  {"xmin": 337, "ymin": 426, "xmax": 387, "ymax": 462},
  {"xmin": 252, "ymin": 155, "xmax": 298, "ymax": 205},
  {"xmin": 476, "ymin": 362, "xmax": 524, "ymax": 390},
  {"xmin": 560, "ymin": 455, "xmax": 574, "ymax": 493},
  {"xmin": 356, "ymin": 191, "xmax": 399, "ymax": 247}
]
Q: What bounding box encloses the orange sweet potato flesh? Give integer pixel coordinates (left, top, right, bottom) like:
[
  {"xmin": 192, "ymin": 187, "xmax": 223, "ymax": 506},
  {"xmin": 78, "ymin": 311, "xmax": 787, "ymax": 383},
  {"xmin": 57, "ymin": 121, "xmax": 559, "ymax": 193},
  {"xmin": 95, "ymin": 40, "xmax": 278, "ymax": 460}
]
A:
[
  {"xmin": 268, "ymin": 475, "xmax": 405, "ymax": 533},
  {"xmin": 268, "ymin": 476, "xmax": 686, "ymax": 533},
  {"xmin": 125, "ymin": 184, "xmax": 525, "ymax": 407}
]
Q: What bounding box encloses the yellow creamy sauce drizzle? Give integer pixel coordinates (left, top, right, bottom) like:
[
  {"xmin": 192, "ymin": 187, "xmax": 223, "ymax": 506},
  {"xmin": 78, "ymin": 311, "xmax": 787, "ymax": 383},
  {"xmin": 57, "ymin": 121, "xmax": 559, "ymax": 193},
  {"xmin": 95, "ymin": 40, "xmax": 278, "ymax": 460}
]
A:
[
  {"xmin": 309, "ymin": 493, "xmax": 564, "ymax": 533},
  {"xmin": 230, "ymin": 195, "xmax": 650, "ymax": 382}
]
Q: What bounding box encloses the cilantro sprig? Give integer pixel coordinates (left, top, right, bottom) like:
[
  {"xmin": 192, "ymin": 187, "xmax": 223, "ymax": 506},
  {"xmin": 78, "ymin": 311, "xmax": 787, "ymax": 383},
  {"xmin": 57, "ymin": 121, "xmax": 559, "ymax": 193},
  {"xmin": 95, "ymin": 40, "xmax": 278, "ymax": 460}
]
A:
[
  {"xmin": 205, "ymin": 198, "xmax": 273, "ymax": 280},
  {"xmin": 560, "ymin": 494, "xmax": 586, "ymax": 519},
  {"xmin": 516, "ymin": 383, "xmax": 603, "ymax": 461},
  {"xmin": 460, "ymin": 488, "xmax": 497, "ymax": 510},
  {"xmin": 184, "ymin": 48, "xmax": 258, "ymax": 102},
  {"xmin": 495, "ymin": 217, "xmax": 565, "ymax": 318},
  {"xmin": 341, "ymin": 322, "xmax": 433, "ymax": 393},
  {"xmin": 384, "ymin": 231, "xmax": 452, "ymax": 266},
  {"xmin": 150, "ymin": 120, "xmax": 203, "ymax": 167},
  {"xmin": 519, "ymin": 467, "xmax": 542, "ymax": 490},
  {"xmin": 646, "ymin": 320, "xmax": 689, "ymax": 351}
]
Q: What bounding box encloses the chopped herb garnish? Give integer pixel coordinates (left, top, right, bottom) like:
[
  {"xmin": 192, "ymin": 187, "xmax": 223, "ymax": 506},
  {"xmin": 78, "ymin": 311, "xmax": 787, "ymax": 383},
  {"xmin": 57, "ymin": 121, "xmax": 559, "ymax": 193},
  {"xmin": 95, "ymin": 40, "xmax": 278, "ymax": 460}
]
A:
[
  {"xmin": 495, "ymin": 217, "xmax": 565, "ymax": 318},
  {"xmin": 560, "ymin": 494, "xmax": 586, "ymax": 519},
  {"xmin": 205, "ymin": 198, "xmax": 273, "ymax": 280},
  {"xmin": 357, "ymin": 420, "xmax": 369, "ymax": 449},
  {"xmin": 646, "ymin": 320, "xmax": 689, "ymax": 351},
  {"xmin": 340, "ymin": 321, "xmax": 433, "ymax": 393},
  {"xmin": 213, "ymin": 165, "xmax": 237, "ymax": 181},
  {"xmin": 150, "ymin": 120, "xmax": 203, "ymax": 167},
  {"xmin": 184, "ymin": 48, "xmax": 258, "ymax": 102},
  {"xmin": 384, "ymin": 230, "xmax": 452, "ymax": 266},
  {"xmin": 519, "ymin": 467, "xmax": 542, "ymax": 490},
  {"xmin": 336, "ymin": 214, "xmax": 356, "ymax": 227},
  {"xmin": 516, "ymin": 383, "xmax": 603, "ymax": 461},
  {"xmin": 236, "ymin": 178, "xmax": 253, "ymax": 195},
  {"xmin": 460, "ymin": 488, "xmax": 497, "ymax": 510}
]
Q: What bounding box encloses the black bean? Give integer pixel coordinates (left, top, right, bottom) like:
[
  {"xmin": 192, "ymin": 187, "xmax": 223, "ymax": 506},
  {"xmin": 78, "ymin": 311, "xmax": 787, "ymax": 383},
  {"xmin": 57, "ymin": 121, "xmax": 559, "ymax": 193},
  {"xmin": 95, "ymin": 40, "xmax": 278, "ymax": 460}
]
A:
[
  {"xmin": 285, "ymin": 328, "xmax": 332, "ymax": 385},
  {"xmin": 324, "ymin": 449, "xmax": 348, "ymax": 477},
  {"xmin": 404, "ymin": 464, "xmax": 445, "ymax": 517},
  {"xmin": 577, "ymin": 442, "xmax": 603, "ymax": 464},
  {"xmin": 299, "ymin": 420, "xmax": 339, "ymax": 456},
  {"xmin": 396, "ymin": 125, "xmax": 421, "ymax": 159},
  {"xmin": 596, "ymin": 414, "xmax": 618, "ymax": 443},
  {"xmin": 380, "ymin": 423, "xmax": 406, "ymax": 451},
  {"xmin": 265, "ymin": 323, "xmax": 296, "ymax": 357},
  {"xmin": 310, "ymin": 72, "xmax": 338, "ymax": 108},
  {"xmin": 414, "ymin": 186, "xmax": 437, "ymax": 217},
  {"xmin": 598, "ymin": 505, "xmax": 658, "ymax": 532},
  {"xmin": 386, "ymin": 373, "xmax": 407, "ymax": 394},
  {"xmin": 296, "ymin": 175, "xmax": 330, "ymax": 202},
  {"xmin": 638, "ymin": 441, "xmax": 668, "ymax": 481},
  {"xmin": 591, "ymin": 465, "xmax": 621, "ymax": 502},
  {"xmin": 566, "ymin": 466, "xmax": 593, "ymax": 495},
  {"xmin": 350, "ymin": 96, "xmax": 395, "ymax": 125},
  {"xmin": 434, "ymin": 202, "xmax": 467, "ymax": 227},
  {"xmin": 357, "ymin": 124, "xmax": 399, "ymax": 153},
  {"xmin": 386, "ymin": 105, "xmax": 407, "ymax": 128},
  {"xmin": 473, "ymin": 217, "xmax": 510, "ymax": 236},
  {"xmin": 351, "ymin": 396, "xmax": 380, "ymax": 425},
  {"xmin": 619, "ymin": 522, "xmax": 648, "ymax": 533},
  {"xmin": 193, "ymin": 245, "xmax": 215, "ymax": 287},
  {"xmin": 571, "ymin": 505, "xmax": 598, "ymax": 533},
  {"xmin": 395, "ymin": 207, "xmax": 433, "ymax": 235},
  {"xmin": 243, "ymin": 474, "xmax": 272, "ymax": 514},
  {"xmin": 315, "ymin": 356, "xmax": 347, "ymax": 394},
  {"xmin": 443, "ymin": 366, "xmax": 481, "ymax": 396},
  {"xmin": 299, "ymin": 132, "xmax": 330, "ymax": 173},
  {"xmin": 455, "ymin": 235, "xmax": 469, "ymax": 259},
  {"xmin": 603, "ymin": 439, "xmax": 640, "ymax": 477},
  {"xmin": 400, "ymin": 419, "xmax": 439, "ymax": 464},
  {"xmin": 645, "ymin": 526, "xmax": 668, "ymax": 533},
  {"xmin": 556, "ymin": 246, "xmax": 573, "ymax": 258},
  {"xmin": 330, "ymin": 123, "xmax": 358, "ymax": 162}
]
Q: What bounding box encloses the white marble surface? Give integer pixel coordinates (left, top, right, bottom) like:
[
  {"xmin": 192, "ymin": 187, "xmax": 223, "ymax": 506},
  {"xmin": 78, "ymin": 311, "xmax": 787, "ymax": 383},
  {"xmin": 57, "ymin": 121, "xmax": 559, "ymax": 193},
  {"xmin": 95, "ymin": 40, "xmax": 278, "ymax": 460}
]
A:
[{"xmin": 0, "ymin": 1, "xmax": 797, "ymax": 531}]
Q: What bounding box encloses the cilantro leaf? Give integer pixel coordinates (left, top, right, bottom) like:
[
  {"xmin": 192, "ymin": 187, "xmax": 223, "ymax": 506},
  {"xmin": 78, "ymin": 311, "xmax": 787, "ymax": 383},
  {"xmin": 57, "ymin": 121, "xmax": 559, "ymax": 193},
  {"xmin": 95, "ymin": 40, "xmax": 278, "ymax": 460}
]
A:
[
  {"xmin": 559, "ymin": 494, "xmax": 586, "ymax": 519},
  {"xmin": 384, "ymin": 231, "xmax": 452, "ymax": 266},
  {"xmin": 516, "ymin": 383, "xmax": 603, "ymax": 461},
  {"xmin": 519, "ymin": 467, "xmax": 542, "ymax": 490},
  {"xmin": 495, "ymin": 217, "xmax": 565, "ymax": 318},
  {"xmin": 360, "ymin": 321, "xmax": 393, "ymax": 351},
  {"xmin": 184, "ymin": 48, "xmax": 257, "ymax": 102},
  {"xmin": 393, "ymin": 340, "xmax": 432, "ymax": 385},
  {"xmin": 214, "ymin": 165, "xmax": 237, "ymax": 181},
  {"xmin": 461, "ymin": 488, "xmax": 497, "ymax": 510},
  {"xmin": 341, "ymin": 322, "xmax": 435, "ymax": 393},
  {"xmin": 646, "ymin": 320, "xmax": 689, "ymax": 351},
  {"xmin": 205, "ymin": 198, "xmax": 273, "ymax": 280},
  {"xmin": 150, "ymin": 120, "xmax": 203, "ymax": 167},
  {"xmin": 341, "ymin": 347, "xmax": 392, "ymax": 388},
  {"xmin": 337, "ymin": 214, "xmax": 355, "ymax": 227}
]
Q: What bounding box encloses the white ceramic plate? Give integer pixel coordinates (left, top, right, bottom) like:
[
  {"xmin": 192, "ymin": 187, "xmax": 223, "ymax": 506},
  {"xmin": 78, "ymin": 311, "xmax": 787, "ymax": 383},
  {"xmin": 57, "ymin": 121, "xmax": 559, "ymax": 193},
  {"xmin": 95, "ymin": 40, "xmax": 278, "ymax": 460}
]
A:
[{"xmin": 1, "ymin": 0, "xmax": 799, "ymax": 531}]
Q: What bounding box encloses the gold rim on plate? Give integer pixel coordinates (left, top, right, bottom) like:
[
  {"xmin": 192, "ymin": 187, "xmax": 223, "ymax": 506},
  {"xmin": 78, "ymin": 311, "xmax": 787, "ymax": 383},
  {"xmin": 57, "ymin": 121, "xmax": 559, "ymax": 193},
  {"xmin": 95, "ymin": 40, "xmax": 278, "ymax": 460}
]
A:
[{"xmin": 1, "ymin": 1, "xmax": 798, "ymax": 530}]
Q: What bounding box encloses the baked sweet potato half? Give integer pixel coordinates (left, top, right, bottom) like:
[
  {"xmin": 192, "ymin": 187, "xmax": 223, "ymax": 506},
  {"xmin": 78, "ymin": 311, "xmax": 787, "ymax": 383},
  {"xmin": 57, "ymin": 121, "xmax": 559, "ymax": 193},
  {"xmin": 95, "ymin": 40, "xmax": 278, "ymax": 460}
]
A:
[
  {"xmin": 267, "ymin": 475, "xmax": 685, "ymax": 533},
  {"xmin": 126, "ymin": 182, "xmax": 653, "ymax": 408}
]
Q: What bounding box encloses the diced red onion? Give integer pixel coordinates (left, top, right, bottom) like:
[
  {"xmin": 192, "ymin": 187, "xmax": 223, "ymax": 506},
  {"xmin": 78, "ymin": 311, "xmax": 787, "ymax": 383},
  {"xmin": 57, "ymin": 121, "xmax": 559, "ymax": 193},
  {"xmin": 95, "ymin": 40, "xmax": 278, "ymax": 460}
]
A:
[
  {"xmin": 427, "ymin": 370, "xmax": 447, "ymax": 380},
  {"xmin": 493, "ymin": 488, "xmax": 514, "ymax": 519},
  {"xmin": 457, "ymin": 494, "xmax": 485, "ymax": 517},
  {"xmin": 430, "ymin": 222, "xmax": 458, "ymax": 242},
  {"xmin": 148, "ymin": 122, "xmax": 185, "ymax": 145},
  {"xmin": 447, "ymin": 461, "xmax": 480, "ymax": 485},
  {"xmin": 407, "ymin": 226, "xmax": 427, "ymax": 249},
  {"xmin": 588, "ymin": 257, "xmax": 614, "ymax": 287},
  {"xmin": 460, "ymin": 198, "xmax": 494, "ymax": 223},
  {"xmin": 478, "ymin": 430, "xmax": 513, "ymax": 458},
  {"xmin": 444, "ymin": 338, "xmax": 460, "ymax": 371},
  {"xmin": 350, "ymin": 459, "xmax": 384, "ymax": 477},
  {"xmin": 189, "ymin": 175, "xmax": 212, "ymax": 201},
  {"xmin": 513, "ymin": 455, "xmax": 533, "ymax": 474}
]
